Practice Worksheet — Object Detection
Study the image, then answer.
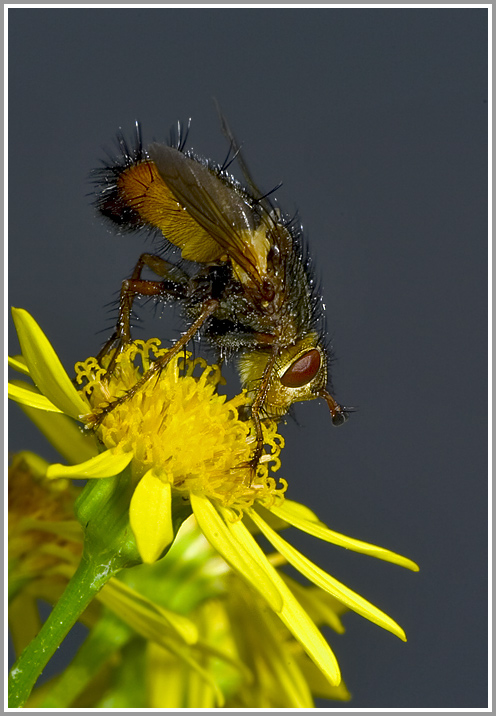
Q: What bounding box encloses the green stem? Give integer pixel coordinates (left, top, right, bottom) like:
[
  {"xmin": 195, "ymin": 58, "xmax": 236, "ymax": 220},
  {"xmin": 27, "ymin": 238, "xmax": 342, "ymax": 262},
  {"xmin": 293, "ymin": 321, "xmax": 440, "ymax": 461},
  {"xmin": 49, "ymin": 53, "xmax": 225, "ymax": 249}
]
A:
[
  {"xmin": 8, "ymin": 470, "xmax": 192, "ymax": 707},
  {"xmin": 8, "ymin": 470, "xmax": 142, "ymax": 708},
  {"xmin": 38, "ymin": 610, "xmax": 133, "ymax": 708},
  {"xmin": 8, "ymin": 551, "xmax": 124, "ymax": 708}
]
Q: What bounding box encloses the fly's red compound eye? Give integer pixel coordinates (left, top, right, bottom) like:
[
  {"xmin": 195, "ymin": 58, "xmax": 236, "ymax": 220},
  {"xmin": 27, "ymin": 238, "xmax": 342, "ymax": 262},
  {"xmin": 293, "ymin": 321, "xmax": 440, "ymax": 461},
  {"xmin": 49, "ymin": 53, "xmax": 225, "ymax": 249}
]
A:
[{"xmin": 280, "ymin": 349, "xmax": 321, "ymax": 388}]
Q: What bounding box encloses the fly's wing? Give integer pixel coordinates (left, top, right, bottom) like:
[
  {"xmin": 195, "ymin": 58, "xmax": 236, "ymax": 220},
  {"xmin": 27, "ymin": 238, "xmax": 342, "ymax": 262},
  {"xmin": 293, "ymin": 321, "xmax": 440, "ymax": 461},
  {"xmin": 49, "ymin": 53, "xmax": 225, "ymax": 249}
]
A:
[
  {"xmin": 148, "ymin": 143, "xmax": 270, "ymax": 288},
  {"xmin": 96, "ymin": 151, "xmax": 227, "ymax": 264}
]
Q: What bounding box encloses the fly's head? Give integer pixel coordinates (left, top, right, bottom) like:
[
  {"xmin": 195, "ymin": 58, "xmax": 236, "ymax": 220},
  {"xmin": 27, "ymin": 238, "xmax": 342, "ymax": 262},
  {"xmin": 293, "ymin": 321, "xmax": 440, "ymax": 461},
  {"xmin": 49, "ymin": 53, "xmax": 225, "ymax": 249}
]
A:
[{"xmin": 238, "ymin": 332, "xmax": 348, "ymax": 423}]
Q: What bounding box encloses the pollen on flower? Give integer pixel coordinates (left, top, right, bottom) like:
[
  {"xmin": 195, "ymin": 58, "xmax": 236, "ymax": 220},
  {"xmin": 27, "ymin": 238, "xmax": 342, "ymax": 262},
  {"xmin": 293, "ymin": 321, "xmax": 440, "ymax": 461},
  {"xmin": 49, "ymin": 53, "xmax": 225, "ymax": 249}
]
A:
[{"xmin": 75, "ymin": 340, "xmax": 287, "ymax": 512}]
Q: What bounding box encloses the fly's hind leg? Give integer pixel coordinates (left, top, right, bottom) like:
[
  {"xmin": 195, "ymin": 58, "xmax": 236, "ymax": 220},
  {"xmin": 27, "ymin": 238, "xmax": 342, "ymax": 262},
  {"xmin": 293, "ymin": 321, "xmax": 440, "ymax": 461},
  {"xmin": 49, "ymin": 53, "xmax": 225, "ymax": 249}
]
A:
[{"xmin": 97, "ymin": 253, "xmax": 189, "ymax": 372}]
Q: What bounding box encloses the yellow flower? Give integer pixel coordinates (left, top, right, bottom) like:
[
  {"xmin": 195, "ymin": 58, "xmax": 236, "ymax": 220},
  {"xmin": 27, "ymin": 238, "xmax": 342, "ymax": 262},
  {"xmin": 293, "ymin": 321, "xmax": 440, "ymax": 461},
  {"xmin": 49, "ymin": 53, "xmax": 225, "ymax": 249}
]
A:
[
  {"xmin": 8, "ymin": 452, "xmax": 83, "ymax": 578},
  {"xmin": 143, "ymin": 526, "xmax": 352, "ymax": 708},
  {"xmin": 8, "ymin": 458, "xmax": 229, "ymax": 707},
  {"xmin": 77, "ymin": 339, "xmax": 286, "ymax": 514},
  {"xmin": 8, "ymin": 453, "xmax": 84, "ymax": 660},
  {"xmin": 9, "ymin": 307, "xmax": 419, "ymax": 694}
]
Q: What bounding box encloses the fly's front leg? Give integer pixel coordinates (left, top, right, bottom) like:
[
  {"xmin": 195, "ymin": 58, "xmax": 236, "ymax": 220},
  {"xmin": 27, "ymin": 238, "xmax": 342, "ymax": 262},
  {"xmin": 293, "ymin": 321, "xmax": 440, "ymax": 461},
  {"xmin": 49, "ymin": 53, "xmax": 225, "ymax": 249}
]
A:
[
  {"xmin": 248, "ymin": 347, "xmax": 279, "ymax": 474},
  {"xmin": 97, "ymin": 253, "xmax": 188, "ymax": 370},
  {"xmin": 91, "ymin": 298, "xmax": 220, "ymax": 427}
]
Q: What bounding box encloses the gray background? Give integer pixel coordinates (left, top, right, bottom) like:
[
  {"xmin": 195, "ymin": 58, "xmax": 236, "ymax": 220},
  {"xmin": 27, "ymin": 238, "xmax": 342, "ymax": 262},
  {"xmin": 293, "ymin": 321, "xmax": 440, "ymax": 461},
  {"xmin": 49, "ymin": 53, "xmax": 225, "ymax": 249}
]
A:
[{"xmin": 8, "ymin": 7, "xmax": 488, "ymax": 709}]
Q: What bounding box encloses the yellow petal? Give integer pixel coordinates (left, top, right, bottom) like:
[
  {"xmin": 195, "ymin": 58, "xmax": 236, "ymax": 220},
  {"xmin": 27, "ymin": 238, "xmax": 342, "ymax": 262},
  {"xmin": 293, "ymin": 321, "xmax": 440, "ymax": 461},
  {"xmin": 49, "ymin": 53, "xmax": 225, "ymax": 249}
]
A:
[
  {"xmin": 250, "ymin": 508, "xmax": 407, "ymax": 641},
  {"xmin": 297, "ymin": 655, "xmax": 351, "ymax": 701},
  {"xmin": 184, "ymin": 662, "xmax": 217, "ymax": 708},
  {"xmin": 10, "ymin": 451, "xmax": 50, "ymax": 479},
  {"xmin": 221, "ymin": 507, "xmax": 342, "ymax": 687},
  {"xmin": 250, "ymin": 604, "xmax": 314, "ymax": 707},
  {"xmin": 130, "ymin": 471, "xmax": 174, "ymax": 563},
  {"xmin": 100, "ymin": 577, "xmax": 197, "ymax": 645},
  {"xmin": 8, "ymin": 380, "xmax": 63, "ymax": 413},
  {"xmin": 17, "ymin": 403, "xmax": 99, "ymax": 465},
  {"xmin": 269, "ymin": 500, "xmax": 419, "ymax": 572},
  {"xmin": 8, "ymin": 355, "xmax": 30, "ymax": 375},
  {"xmin": 11, "ymin": 308, "xmax": 89, "ymax": 420},
  {"xmin": 46, "ymin": 449, "xmax": 132, "ymax": 479},
  {"xmin": 147, "ymin": 643, "xmax": 186, "ymax": 708},
  {"xmin": 190, "ymin": 493, "xmax": 283, "ymax": 612},
  {"xmin": 97, "ymin": 580, "xmax": 224, "ymax": 706},
  {"xmin": 281, "ymin": 574, "xmax": 346, "ymax": 634},
  {"xmin": 99, "ymin": 582, "xmax": 225, "ymax": 707},
  {"xmin": 18, "ymin": 518, "xmax": 83, "ymax": 544}
]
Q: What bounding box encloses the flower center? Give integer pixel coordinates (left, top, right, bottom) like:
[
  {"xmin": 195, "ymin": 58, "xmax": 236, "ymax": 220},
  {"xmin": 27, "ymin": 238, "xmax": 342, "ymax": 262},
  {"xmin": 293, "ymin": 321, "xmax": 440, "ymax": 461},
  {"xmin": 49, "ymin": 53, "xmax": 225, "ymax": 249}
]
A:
[{"xmin": 75, "ymin": 340, "xmax": 287, "ymax": 512}]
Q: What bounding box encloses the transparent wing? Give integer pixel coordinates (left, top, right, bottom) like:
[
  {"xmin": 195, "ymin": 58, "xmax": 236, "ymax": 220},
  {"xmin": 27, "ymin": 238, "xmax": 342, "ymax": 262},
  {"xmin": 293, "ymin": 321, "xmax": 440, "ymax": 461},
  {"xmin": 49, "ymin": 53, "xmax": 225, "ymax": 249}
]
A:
[{"xmin": 148, "ymin": 143, "xmax": 268, "ymax": 286}]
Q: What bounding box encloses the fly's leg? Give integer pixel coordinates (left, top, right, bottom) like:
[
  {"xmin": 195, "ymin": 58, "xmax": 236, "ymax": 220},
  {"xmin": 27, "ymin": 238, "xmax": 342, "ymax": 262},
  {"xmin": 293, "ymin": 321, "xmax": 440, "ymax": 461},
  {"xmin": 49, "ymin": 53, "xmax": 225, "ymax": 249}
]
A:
[
  {"xmin": 97, "ymin": 253, "xmax": 188, "ymax": 372},
  {"xmin": 90, "ymin": 298, "xmax": 220, "ymax": 427},
  {"xmin": 247, "ymin": 347, "xmax": 279, "ymax": 474}
]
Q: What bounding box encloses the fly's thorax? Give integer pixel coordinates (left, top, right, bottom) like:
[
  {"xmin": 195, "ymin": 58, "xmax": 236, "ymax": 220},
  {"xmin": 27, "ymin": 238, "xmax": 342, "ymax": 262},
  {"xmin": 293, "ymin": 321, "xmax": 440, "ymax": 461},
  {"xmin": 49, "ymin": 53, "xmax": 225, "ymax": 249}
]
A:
[
  {"xmin": 237, "ymin": 333, "xmax": 327, "ymax": 417},
  {"xmin": 231, "ymin": 225, "xmax": 271, "ymax": 288}
]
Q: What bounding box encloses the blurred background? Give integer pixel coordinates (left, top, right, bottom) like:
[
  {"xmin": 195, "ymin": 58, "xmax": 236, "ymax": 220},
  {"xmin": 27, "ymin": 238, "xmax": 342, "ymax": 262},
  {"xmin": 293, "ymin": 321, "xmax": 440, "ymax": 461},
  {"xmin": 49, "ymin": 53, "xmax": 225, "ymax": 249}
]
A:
[{"xmin": 8, "ymin": 7, "xmax": 488, "ymax": 708}]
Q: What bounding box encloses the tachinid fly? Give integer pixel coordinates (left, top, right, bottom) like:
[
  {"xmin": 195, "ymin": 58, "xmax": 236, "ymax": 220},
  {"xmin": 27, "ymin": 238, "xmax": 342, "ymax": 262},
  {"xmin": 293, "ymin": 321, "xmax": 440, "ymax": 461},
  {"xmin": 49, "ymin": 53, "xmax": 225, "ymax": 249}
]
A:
[{"xmin": 92, "ymin": 119, "xmax": 348, "ymax": 468}]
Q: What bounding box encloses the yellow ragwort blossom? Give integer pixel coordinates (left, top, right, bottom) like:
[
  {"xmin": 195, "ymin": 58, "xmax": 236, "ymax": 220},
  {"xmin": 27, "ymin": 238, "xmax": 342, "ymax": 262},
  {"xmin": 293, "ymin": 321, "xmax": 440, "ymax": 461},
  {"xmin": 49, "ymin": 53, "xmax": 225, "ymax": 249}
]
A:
[
  {"xmin": 9, "ymin": 307, "xmax": 419, "ymax": 693},
  {"xmin": 8, "ymin": 464, "xmax": 349, "ymax": 709}
]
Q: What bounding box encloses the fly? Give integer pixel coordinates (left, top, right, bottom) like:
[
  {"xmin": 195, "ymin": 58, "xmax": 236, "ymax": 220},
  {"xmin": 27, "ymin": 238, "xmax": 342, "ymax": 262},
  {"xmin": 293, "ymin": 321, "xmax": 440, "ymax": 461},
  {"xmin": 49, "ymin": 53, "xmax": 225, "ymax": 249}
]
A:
[{"xmin": 92, "ymin": 118, "xmax": 349, "ymax": 469}]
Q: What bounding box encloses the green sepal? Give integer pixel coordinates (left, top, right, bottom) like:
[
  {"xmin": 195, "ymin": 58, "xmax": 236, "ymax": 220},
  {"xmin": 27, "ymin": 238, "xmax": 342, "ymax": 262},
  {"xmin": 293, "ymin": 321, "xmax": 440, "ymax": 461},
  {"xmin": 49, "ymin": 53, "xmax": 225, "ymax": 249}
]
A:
[{"xmin": 75, "ymin": 467, "xmax": 142, "ymax": 570}]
